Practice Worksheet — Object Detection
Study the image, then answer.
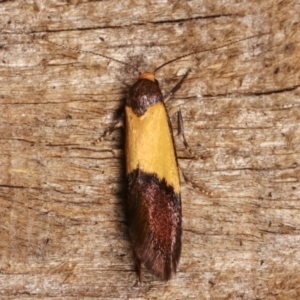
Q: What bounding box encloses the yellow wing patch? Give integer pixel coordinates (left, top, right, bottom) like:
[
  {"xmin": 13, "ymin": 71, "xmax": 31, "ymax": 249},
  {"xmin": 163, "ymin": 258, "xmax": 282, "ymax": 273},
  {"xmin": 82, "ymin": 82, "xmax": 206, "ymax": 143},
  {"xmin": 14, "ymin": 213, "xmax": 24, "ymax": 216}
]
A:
[{"xmin": 125, "ymin": 103, "xmax": 180, "ymax": 193}]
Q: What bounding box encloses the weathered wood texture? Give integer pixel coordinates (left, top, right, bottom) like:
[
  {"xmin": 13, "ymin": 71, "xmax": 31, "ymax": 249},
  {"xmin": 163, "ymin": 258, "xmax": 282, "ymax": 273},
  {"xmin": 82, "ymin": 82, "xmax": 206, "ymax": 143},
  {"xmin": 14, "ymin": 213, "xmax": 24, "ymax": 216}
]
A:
[{"xmin": 0, "ymin": 0, "xmax": 299, "ymax": 299}]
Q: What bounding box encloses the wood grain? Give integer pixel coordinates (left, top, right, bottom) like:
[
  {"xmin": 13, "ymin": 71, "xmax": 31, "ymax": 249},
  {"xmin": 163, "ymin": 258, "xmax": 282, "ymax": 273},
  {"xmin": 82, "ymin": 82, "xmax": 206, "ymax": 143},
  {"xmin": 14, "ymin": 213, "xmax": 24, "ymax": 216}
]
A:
[{"xmin": 1, "ymin": 0, "xmax": 300, "ymax": 299}]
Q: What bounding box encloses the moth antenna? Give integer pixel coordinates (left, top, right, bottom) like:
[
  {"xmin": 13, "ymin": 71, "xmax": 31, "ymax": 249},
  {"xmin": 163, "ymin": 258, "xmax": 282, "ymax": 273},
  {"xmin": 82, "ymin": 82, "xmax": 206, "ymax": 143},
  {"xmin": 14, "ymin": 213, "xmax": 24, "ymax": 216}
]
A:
[
  {"xmin": 45, "ymin": 38, "xmax": 141, "ymax": 73},
  {"xmin": 5, "ymin": 30, "xmax": 141, "ymax": 73},
  {"xmin": 153, "ymin": 32, "xmax": 270, "ymax": 73}
]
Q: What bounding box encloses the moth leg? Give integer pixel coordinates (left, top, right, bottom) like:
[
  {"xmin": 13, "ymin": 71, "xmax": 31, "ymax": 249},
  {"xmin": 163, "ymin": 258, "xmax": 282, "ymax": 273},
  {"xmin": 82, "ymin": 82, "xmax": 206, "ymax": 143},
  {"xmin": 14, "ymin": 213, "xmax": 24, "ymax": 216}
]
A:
[
  {"xmin": 163, "ymin": 69, "xmax": 190, "ymax": 104},
  {"xmin": 92, "ymin": 112, "xmax": 124, "ymax": 145},
  {"xmin": 164, "ymin": 70, "xmax": 212, "ymax": 196},
  {"xmin": 177, "ymin": 108, "xmax": 198, "ymax": 159},
  {"xmin": 180, "ymin": 168, "xmax": 213, "ymax": 196},
  {"xmin": 163, "ymin": 69, "xmax": 196, "ymax": 158},
  {"xmin": 170, "ymin": 107, "xmax": 212, "ymax": 195},
  {"xmin": 167, "ymin": 104, "xmax": 197, "ymax": 160},
  {"xmin": 177, "ymin": 111, "xmax": 213, "ymax": 196},
  {"xmin": 175, "ymin": 109, "xmax": 213, "ymax": 195}
]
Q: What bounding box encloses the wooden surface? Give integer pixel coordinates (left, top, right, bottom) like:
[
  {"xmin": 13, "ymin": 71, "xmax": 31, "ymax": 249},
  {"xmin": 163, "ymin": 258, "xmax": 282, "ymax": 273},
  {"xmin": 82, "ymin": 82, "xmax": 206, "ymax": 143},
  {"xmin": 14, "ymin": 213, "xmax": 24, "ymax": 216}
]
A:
[{"xmin": 1, "ymin": 1, "xmax": 300, "ymax": 299}]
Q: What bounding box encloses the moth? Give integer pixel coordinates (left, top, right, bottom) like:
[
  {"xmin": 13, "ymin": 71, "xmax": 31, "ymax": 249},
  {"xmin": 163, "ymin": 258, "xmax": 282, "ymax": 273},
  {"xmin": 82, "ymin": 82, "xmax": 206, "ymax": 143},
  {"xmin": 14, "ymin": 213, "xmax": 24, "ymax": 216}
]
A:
[{"xmin": 6, "ymin": 29, "xmax": 267, "ymax": 280}]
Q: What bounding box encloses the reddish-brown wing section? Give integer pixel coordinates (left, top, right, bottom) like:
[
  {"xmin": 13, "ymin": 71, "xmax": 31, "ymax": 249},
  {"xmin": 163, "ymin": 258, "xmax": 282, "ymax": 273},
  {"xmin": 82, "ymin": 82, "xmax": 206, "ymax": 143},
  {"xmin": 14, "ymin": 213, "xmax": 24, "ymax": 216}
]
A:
[{"xmin": 127, "ymin": 169, "xmax": 182, "ymax": 280}]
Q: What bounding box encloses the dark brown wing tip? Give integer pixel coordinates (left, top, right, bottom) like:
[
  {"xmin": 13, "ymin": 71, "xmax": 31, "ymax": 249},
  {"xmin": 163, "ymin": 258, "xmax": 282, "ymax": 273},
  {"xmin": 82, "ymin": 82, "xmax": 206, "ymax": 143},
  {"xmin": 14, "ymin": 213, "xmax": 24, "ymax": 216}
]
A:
[
  {"xmin": 132, "ymin": 237, "xmax": 180, "ymax": 281},
  {"xmin": 140, "ymin": 243, "xmax": 180, "ymax": 281}
]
